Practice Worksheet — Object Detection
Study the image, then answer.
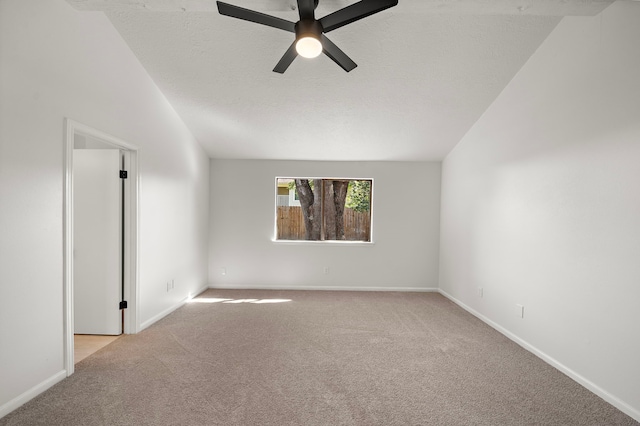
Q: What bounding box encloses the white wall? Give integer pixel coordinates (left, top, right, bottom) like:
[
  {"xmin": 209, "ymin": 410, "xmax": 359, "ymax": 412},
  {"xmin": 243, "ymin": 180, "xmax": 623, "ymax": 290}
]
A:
[
  {"xmin": 0, "ymin": 0, "xmax": 209, "ymax": 415},
  {"xmin": 439, "ymin": 1, "xmax": 640, "ymax": 420},
  {"xmin": 210, "ymin": 160, "xmax": 441, "ymax": 290}
]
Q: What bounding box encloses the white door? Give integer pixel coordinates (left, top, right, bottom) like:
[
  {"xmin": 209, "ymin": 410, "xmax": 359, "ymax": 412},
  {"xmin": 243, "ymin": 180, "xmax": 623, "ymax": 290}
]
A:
[{"xmin": 73, "ymin": 149, "xmax": 122, "ymax": 335}]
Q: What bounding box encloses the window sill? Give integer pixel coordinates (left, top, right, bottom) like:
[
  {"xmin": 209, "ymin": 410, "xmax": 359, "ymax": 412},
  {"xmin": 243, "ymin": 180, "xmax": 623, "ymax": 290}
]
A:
[{"xmin": 272, "ymin": 239, "xmax": 374, "ymax": 246}]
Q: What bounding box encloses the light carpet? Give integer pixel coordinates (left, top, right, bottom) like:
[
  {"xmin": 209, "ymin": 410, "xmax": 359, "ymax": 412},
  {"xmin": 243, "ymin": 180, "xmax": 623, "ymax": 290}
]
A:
[{"xmin": 1, "ymin": 289, "xmax": 637, "ymax": 425}]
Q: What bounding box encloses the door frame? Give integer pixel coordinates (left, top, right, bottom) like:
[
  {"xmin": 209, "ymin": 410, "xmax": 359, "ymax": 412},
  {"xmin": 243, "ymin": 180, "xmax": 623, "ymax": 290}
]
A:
[{"xmin": 63, "ymin": 118, "xmax": 140, "ymax": 376}]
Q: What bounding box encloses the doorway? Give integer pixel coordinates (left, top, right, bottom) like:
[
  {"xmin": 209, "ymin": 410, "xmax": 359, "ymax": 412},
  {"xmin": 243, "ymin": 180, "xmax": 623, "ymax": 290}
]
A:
[{"xmin": 63, "ymin": 119, "xmax": 139, "ymax": 375}]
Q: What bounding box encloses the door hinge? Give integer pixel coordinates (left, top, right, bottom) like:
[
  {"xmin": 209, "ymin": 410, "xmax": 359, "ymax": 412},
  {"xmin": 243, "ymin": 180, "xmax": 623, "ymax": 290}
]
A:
[
  {"xmin": 119, "ymin": 170, "xmax": 128, "ymax": 179},
  {"xmin": 119, "ymin": 301, "xmax": 128, "ymax": 309}
]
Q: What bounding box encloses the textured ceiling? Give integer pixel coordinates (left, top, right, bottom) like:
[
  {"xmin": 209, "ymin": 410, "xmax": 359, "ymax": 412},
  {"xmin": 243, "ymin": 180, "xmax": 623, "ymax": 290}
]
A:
[{"xmin": 67, "ymin": 0, "xmax": 612, "ymax": 161}]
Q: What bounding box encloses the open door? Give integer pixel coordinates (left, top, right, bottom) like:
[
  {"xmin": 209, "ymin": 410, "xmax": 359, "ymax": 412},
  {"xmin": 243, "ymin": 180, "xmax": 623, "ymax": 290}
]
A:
[{"xmin": 73, "ymin": 149, "xmax": 122, "ymax": 335}]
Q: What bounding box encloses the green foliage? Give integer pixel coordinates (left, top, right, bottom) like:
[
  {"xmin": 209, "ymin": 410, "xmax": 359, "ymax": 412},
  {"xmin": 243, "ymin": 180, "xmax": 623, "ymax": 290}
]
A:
[
  {"xmin": 345, "ymin": 180, "xmax": 371, "ymax": 212},
  {"xmin": 288, "ymin": 179, "xmax": 314, "ymax": 190},
  {"xmin": 286, "ymin": 179, "xmax": 370, "ymax": 212}
]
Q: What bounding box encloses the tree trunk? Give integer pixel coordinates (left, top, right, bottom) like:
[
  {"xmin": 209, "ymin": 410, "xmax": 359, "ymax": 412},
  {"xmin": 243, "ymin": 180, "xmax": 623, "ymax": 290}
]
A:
[
  {"xmin": 295, "ymin": 179, "xmax": 348, "ymax": 241},
  {"xmin": 323, "ymin": 181, "xmax": 337, "ymax": 240},
  {"xmin": 311, "ymin": 179, "xmax": 322, "ymax": 238},
  {"xmin": 295, "ymin": 179, "xmax": 321, "ymax": 240},
  {"xmin": 332, "ymin": 180, "xmax": 349, "ymax": 240}
]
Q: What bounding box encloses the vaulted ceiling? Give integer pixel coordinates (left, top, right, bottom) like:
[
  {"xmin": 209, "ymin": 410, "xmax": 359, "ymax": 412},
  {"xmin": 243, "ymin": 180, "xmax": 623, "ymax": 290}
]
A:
[{"xmin": 67, "ymin": 0, "xmax": 612, "ymax": 161}]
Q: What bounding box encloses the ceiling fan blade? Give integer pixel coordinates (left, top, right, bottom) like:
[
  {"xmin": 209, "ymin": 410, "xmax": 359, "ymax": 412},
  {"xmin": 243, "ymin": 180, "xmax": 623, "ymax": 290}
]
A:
[
  {"xmin": 217, "ymin": 1, "xmax": 295, "ymax": 32},
  {"xmin": 273, "ymin": 42, "xmax": 298, "ymax": 73},
  {"xmin": 319, "ymin": 0, "xmax": 398, "ymax": 33},
  {"xmin": 297, "ymin": 0, "xmax": 315, "ymax": 20},
  {"xmin": 321, "ymin": 34, "xmax": 357, "ymax": 72}
]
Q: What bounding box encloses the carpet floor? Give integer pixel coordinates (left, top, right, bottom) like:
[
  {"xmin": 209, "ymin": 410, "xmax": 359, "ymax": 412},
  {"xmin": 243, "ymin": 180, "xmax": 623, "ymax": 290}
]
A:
[{"xmin": 1, "ymin": 289, "xmax": 637, "ymax": 425}]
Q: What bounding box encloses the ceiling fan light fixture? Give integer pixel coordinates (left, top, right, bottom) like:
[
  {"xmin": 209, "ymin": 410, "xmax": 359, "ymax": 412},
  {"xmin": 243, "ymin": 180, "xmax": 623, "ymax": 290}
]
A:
[
  {"xmin": 296, "ymin": 36, "xmax": 322, "ymax": 58},
  {"xmin": 294, "ymin": 19, "xmax": 323, "ymax": 59}
]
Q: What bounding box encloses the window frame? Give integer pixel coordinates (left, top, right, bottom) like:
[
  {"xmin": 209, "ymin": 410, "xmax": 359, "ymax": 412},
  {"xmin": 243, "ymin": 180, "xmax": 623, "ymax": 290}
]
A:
[{"xmin": 273, "ymin": 177, "xmax": 374, "ymax": 245}]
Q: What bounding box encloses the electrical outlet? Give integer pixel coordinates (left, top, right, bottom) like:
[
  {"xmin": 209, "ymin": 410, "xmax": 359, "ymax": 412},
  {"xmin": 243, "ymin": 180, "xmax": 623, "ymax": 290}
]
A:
[
  {"xmin": 166, "ymin": 281, "xmax": 171, "ymax": 292},
  {"xmin": 478, "ymin": 287, "xmax": 483, "ymax": 298},
  {"xmin": 323, "ymin": 266, "xmax": 330, "ymax": 275},
  {"xmin": 221, "ymin": 267, "xmax": 227, "ymax": 276},
  {"xmin": 171, "ymin": 279, "xmax": 175, "ymax": 290}
]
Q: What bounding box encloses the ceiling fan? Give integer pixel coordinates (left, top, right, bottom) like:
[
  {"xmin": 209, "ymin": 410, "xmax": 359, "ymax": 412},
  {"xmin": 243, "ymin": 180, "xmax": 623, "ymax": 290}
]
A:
[{"xmin": 216, "ymin": 0, "xmax": 398, "ymax": 73}]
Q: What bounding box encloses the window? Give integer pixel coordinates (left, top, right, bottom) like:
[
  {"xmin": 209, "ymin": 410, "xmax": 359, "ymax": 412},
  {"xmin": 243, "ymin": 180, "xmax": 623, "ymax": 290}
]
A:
[{"xmin": 275, "ymin": 178, "xmax": 372, "ymax": 242}]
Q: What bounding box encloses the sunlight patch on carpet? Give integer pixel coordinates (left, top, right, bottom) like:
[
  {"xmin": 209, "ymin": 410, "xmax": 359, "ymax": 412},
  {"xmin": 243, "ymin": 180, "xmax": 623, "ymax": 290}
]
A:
[{"xmin": 189, "ymin": 297, "xmax": 292, "ymax": 304}]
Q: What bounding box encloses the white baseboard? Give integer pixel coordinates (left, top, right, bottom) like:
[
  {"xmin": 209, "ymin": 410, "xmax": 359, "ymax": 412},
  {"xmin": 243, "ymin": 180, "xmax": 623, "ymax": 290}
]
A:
[
  {"xmin": 208, "ymin": 284, "xmax": 439, "ymax": 292},
  {"xmin": 0, "ymin": 370, "xmax": 66, "ymax": 419},
  {"xmin": 139, "ymin": 284, "xmax": 211, "ymax": 331},
  {"xmin": 139, "ymin": 297, "xmax": 189, "ymax": 331},
  {"xmin": 438, "ymin": 289, "xmax": 640, "ymax": 423},
  {"xmin": 190, "ymin": 283, "xmax": 211, "ymax": 299}
]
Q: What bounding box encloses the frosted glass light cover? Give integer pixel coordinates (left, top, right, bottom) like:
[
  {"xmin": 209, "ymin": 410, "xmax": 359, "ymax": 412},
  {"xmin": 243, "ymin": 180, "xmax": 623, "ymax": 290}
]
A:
[{"xmin": 296, "ymin": 37, "xmax": 322, "ymax": 58}]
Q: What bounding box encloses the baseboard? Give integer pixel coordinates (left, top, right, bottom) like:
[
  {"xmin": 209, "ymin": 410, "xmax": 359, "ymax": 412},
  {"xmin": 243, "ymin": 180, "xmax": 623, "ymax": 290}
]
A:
[
  {"xmin": 139, "ymin": 296, "xmax": 190, "ymax": 331},
  {"xmin": 208, "ymin": 284, "xmax": 439, "ymax": 293},
  {"xmin": 190, "ymin": 283, "xmax": 211, "ymax": 299},
  {"xmin": 438, "ymin": 289, "xmax": 640, "ymax": 423},
  {"xmin": 0, "ymin": 370, "xmax": 66, "ymax": 419},
  {"xmin": 137, "ymin": 283, "xmax": 223, "ymax": 331}
]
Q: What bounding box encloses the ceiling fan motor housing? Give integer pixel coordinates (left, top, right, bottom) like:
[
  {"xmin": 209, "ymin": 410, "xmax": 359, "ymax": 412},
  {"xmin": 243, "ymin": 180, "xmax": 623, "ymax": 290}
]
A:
[{"xmin": 295, "ymin": 19, "xmax": 323, "ymax": 42}]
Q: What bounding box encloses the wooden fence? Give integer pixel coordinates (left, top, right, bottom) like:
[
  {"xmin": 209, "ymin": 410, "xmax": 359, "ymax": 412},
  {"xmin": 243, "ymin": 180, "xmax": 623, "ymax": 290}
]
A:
[{"xmin": 276, "ymin": 206, "xmax": 370, "ymax": 241}]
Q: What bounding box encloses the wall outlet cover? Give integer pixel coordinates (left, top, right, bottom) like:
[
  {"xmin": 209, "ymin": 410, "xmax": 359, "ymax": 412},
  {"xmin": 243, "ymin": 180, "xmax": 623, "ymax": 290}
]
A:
[{"xmin": 516, "ymin": 303, "xmax": 525, "ymax": 319}]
